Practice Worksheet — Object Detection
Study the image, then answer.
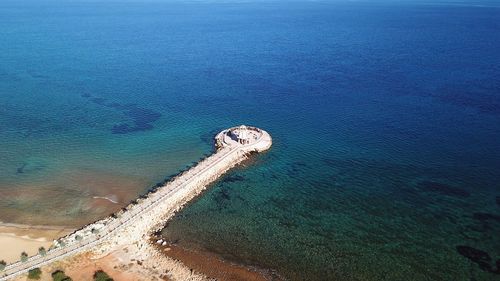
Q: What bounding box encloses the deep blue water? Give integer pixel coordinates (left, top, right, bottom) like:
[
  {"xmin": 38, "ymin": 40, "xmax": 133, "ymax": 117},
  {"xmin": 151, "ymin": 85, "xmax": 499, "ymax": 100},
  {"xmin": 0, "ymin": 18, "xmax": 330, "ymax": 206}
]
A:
[{"xmin": 1, "ymin": 1, "xmax": 499, "ymax": 280}]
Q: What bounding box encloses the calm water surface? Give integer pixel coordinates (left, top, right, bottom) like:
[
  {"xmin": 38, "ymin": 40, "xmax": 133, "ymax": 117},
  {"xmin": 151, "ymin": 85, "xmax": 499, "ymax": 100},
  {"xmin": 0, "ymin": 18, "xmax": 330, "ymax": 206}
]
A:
[{"xmin": 0, "ymin": 1, "xmax": 499, "ymax": 280}]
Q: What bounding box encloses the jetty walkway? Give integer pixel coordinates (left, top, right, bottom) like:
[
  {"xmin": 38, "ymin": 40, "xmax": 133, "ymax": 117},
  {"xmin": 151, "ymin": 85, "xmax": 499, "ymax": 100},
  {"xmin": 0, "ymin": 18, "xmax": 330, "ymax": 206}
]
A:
[{"xmin": 0, "ymin": 125, "xmax": 271, "ymax": 281}]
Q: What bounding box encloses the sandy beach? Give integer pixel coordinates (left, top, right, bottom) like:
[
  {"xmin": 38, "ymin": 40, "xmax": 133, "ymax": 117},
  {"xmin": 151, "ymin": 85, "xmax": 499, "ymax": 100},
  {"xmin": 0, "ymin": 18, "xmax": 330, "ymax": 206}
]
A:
[{"xmin": 0, "ymin": 224, "xmax": 73, "ymax": 264}]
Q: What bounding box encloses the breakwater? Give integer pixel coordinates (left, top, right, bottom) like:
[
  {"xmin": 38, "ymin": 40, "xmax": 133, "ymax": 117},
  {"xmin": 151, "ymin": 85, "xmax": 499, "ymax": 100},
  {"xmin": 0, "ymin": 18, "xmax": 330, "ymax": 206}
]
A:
[{"xmin": 0, "ymin": 126, "xmax": 272, "ymax": 280}]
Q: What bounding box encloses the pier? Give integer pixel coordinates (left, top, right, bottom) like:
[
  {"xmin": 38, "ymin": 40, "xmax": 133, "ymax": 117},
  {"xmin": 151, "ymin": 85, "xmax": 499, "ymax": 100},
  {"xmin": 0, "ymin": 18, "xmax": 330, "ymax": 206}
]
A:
[{"xmin": 0, "ymin": 126, "xmax": 272, "ymax": 280}]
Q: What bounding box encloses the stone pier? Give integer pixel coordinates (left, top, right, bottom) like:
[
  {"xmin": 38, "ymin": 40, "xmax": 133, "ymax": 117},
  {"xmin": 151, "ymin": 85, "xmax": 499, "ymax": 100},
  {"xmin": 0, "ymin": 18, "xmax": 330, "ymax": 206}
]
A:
[{"xmin": 0, "ymin": 126, "xmax": 271, "ymax": 281}]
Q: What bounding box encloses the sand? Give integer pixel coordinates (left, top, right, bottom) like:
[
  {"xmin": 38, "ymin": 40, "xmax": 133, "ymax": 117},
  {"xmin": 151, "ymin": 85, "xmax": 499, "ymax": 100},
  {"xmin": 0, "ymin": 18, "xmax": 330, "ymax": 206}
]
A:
[{"xmin": 0, "ymin": 224, "xmax": 72, "ymax": 264}]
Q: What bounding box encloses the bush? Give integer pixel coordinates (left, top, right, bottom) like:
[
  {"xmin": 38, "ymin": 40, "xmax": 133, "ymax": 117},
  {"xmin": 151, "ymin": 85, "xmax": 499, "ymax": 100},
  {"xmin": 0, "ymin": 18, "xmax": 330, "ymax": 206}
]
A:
[
  {"xmin": 0, "ymin": 260, "xmax": 6, "ymax": 271},
  {"xmin": 93, "ymin": 270, "xmax": 113, "ymax": 281},
  {"xmin": 38, "ymin": 247, "xmax": 47, "ymax": 256},
  {"xmin": 21, "ymin": 252, "xmax": 28, "ymax": 262},
  {"xmin": 52, "ymin": 270, "xmax": 72, "ymax": 281},
  {"xmin": 75, "ymin": 235, "xmax": 82, "ymax": 241},
  {"xmin": 28, "ymin": 268, "xmax": 42, "ymax": 279}
]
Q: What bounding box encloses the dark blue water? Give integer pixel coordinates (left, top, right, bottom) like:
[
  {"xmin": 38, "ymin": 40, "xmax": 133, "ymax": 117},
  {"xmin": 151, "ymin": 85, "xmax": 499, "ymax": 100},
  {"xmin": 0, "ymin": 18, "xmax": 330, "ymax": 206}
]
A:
[{"xmin": 1, "ymin": 1, "xmax": 499, "ymax": 280}]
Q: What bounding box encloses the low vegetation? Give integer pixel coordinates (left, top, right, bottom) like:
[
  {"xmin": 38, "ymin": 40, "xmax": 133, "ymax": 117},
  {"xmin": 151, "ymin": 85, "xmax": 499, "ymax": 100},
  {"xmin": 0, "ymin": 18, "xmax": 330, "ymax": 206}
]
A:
[
  {"xmin": 38, "ymin": 247, "xmax": 47, "ymax": 256},
  {"xmin": 52, "ymin": 270, "xmax": 72, "ymax": 281},
  {"xmin": 27, "ymin": 268, "xmax": 42, "ymax": 279},
  {"xmin": 21, "ymin": 252, "xmax": 28, "ymax": 262},
  {"xmin": 93, "ymin": 270, "xmax": 113, "ymax": 281},
  {"xmin": 0, "ymin": 260, "xmax": 6, "ymax": 271}
]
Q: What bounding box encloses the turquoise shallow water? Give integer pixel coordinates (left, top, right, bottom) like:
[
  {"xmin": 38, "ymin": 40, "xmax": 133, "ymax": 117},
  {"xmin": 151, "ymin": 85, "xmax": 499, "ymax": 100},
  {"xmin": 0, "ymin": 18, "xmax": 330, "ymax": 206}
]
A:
[{"xmin": 1, "ymin": 1, "xmax": 500, "ymax": 280}]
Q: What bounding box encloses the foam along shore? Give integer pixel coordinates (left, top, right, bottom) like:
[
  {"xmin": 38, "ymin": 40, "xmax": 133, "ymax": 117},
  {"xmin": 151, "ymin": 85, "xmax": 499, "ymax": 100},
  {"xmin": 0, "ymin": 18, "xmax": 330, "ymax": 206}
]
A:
[
  {"xmin": 0, "ymin": 224, "xmax": 73, "ymax": 264},
  {"xmin": 1, "ymin": 126, "xmax": 271, "ymax": 281}
]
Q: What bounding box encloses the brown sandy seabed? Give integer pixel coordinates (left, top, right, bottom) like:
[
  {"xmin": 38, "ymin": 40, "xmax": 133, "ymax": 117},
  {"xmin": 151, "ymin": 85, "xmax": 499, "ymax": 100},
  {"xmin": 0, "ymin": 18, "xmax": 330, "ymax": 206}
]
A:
[{"xmin": 0, "ymin": 168, "xmax": 147, "ymax": 227}]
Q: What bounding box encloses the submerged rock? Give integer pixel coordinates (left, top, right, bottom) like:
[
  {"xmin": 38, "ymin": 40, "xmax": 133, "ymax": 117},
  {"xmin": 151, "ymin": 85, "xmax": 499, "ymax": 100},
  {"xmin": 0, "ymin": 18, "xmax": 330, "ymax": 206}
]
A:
[
  {"xmin": 85, "ymin": 95, "xmax": 161, "ymax": 134},
  {"xmin": 15, "ymin": 159, "xmax": 46, "ymax": 175},
  {"xmin": 457, "ymin": 245, "xmax": 492, "ymax": 271},
  {"xmin": 456, "ymin": 245, "xmax": 500, "ymax": 274},
  {"xmin": 221, "ymin": 175, "xmax": 245, "ymax": 183}
]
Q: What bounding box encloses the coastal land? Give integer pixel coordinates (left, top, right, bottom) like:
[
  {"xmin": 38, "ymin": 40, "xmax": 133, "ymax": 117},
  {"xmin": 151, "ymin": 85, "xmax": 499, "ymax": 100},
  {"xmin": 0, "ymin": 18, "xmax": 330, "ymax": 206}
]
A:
[
  {"xmin": 0, "ymin": 224, "xmax": 73, "ymax": 264},
  {"xmin": 1, "ymin": 126, "xmax": 273, "ymax": 281},
  {"xmin": 1, "ymin": 220, "xmax": 277, "ymax": 281}
]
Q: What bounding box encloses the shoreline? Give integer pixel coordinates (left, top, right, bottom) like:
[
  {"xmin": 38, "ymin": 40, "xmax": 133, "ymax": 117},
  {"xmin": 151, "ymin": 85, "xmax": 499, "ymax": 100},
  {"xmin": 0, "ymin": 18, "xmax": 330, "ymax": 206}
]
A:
[
  {"xmin": 0, "ymin": 224, "xmax": 73, "ymax": 264},
  {"xmin": 0, "ymin": 222, "xmax": 74, "ymax": 232}
]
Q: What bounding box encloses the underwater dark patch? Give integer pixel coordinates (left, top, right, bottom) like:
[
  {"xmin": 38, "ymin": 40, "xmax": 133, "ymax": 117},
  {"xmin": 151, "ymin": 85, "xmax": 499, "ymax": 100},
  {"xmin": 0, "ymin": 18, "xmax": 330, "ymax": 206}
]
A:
[
  {"xmin": 111, "ymin": 121, "xmax": 155, "ymax": 134},
  {"xmin": 322, "ymin": 158, "xmax": 337, "ymax": 168},
  {"xmin": 436, "ymin": 79, "xmax": 500, "ymax": 116},
  {"xmin": 417, "ymin": 181, "xmax": 470, "ymax": 198},
  {"xmin": 473, "ymin": 212, "xmax": 500, "ymax": 226},
  {"xmin": 221, "ymin": 175, "xmax": 245, "ymax": 183},
  {"xmin": 112, "ymin": 104, "xmax": 161, "ymax": 134},
  {"xmin": 111, "ymin": 123, "xmax": 136, "ymax": 134},
  {"xmin": 15, "ymin": 160, "xmax": 45, "ymax": 175},
  {"xmin": 496, "ymin": 196, "xmax": 500, "ymax": 207},
  {"xmin": 81, "ymin": 94, "xmax": 161, "ymax": 134},
  {"xmin": 286, "ymin": 161, "xmax": 308, "ymax": 177},
  {"xmin": 456, "ymin": 246, "xmax": 500, "ymax": 274},
  {"xmin": 81, "ymin": 93, "xmax": 91, "ymax": 98},
  {"xmin": 27, "ymin": 70, "xmax": 48, "ymax": 79},
  {"xmin": 291, "ymin": 161, "xmax": 308, "ymax": 170},
  {"xmin": 106, "ymin": 102, "xmax": 123, "ymax": 109},
  {"xmin": 90, "ymin": 97, "xmax": 107, "ymax": 106},
  {"xmin": 456, "ymin": 246, "xmax": 492, "ymax": 271},
  {"xmin": 213, "ymin": 187, "xmax": 232, "ymax": 210},
  {"xmin": 16, "ymin": 163, "xmax": 27, "ymax": 174},
  {"xmin": 200, "ymin": 128, "xmax": 223, "ymax": 145}
]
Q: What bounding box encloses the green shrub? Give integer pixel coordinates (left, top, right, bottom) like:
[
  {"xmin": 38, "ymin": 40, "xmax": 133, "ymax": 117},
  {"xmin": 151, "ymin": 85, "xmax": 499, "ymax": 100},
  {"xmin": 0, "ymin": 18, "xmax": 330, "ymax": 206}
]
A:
[
  {"xmin": 52, "ymin": 270, "xmax": 72, "ymax": 281},
  {"xmin": 38, "ymin": 247, "xmax": 47, "ymax": 256},
  {"xmin": 93, "ymin": 270, "xmax": 113, "ymax": 281},
  {"xmin": 21, "ymin": 252, "xmax": 28, "ymax": 262},
  {"xmin": 0, "ymin": 260, "xmax": 6, "ymax": 271},
  {"xmin": 28, "ymin": 268, "xmax": 42, "ymax": 279}
]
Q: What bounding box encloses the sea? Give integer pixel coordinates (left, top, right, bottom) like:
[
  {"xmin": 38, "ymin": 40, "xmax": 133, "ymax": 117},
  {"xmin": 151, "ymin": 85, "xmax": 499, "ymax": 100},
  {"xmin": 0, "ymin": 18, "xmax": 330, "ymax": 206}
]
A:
[{"xmin": 0, "ymin": 0, "xmax": 499, "ymax": 280}]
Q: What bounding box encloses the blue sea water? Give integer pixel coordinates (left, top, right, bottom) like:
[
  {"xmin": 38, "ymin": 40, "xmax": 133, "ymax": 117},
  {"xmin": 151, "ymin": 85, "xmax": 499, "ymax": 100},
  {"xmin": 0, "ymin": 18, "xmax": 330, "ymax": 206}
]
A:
[{"xmin": 1, "ymin": 0, "xmax": 500, "ymax": 280}]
